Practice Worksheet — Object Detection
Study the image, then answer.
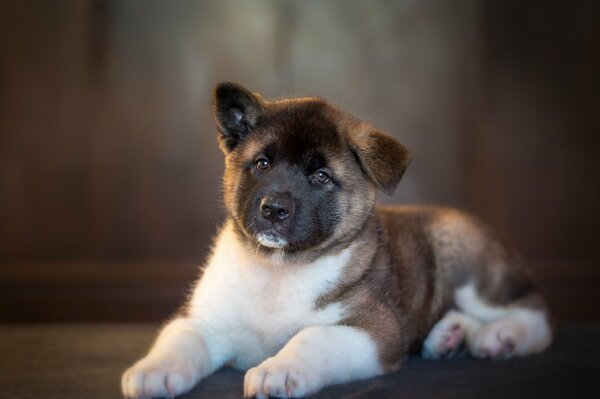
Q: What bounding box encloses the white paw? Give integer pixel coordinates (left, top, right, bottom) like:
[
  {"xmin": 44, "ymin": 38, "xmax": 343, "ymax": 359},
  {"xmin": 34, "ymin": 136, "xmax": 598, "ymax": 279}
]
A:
[
  {"xmin": 470, "ymin": 319, "xmax": 523, "ymax": 359},
  {"xmin": 422, "ymin": 311, "xmax": 479, "ymax": 359},
  {"xmin": 423, "ymin": 320, "xmax": 465, "ymax": 359},
  {"xmin": 121, "ymin": 355, "xmax": 199, "ymax": 398},
  {"xmin": 244, "ymin": 356, "xmax": 318, "ymax": 398}
]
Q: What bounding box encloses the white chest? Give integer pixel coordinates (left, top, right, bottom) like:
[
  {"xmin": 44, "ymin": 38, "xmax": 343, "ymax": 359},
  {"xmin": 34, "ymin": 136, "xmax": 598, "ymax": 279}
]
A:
[{"xmin": 187, "ymin": 225, "xmax": 350, "ymax": 368}]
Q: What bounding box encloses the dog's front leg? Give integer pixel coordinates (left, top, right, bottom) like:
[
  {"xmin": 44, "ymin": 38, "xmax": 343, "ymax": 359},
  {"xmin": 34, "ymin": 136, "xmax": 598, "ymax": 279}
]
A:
[
  {"xmin": 121, "ymin": 317, "xmax": 225, "ymax": 398},
  {"xmin": 244, "ymin": 325, "xmax": 382, "ymax": 398}
]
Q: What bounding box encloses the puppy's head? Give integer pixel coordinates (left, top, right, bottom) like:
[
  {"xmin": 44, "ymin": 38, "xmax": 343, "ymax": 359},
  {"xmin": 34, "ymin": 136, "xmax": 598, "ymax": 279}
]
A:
[{"xmin": 212, "ymin": 82, "xmax": 411, "ymax": 260}]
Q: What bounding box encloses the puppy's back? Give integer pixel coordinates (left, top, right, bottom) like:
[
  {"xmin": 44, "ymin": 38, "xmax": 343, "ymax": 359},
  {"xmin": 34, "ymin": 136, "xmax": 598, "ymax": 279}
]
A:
[{"xmin": 376, "ymin": 205, "xmax": 546, "ymax": 334}]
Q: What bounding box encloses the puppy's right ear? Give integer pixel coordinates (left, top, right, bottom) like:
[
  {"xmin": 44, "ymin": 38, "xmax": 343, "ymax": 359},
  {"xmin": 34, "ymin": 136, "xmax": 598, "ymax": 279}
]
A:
[{"xmin": 212, "ymin": 82, "xmax": 266, "ymax": 152}]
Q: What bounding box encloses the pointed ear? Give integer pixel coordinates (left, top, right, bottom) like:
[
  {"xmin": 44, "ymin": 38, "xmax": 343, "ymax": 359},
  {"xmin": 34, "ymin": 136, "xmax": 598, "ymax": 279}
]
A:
[
  {"xmin": 212, "ymin": 82, "xmax": 266, "ymax": 152},
  {"xmin": 349, "ymin": 125, "xmax": 412, "ymax": 195}
]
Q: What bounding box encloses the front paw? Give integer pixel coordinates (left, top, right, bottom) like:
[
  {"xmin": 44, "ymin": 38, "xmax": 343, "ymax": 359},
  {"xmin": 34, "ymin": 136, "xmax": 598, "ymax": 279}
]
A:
[
  {"xmin": 121, "ymin": 356, "xmax": 198, "ymax": 399},
  {"xmin": 244, "ymin": 356, "xmax": 318, "ymax": 398}
]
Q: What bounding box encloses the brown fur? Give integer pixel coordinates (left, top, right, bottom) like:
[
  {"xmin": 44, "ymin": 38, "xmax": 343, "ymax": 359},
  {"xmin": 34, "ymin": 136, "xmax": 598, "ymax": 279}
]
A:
[{"xmin": 314, "ymin": 205, "xmax": 549, "ymax": 370}]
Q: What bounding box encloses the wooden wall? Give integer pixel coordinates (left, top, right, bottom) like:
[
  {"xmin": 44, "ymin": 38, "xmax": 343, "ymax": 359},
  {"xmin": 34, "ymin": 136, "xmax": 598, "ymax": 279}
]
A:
[{"xmin": 1, "ymin": 0, "xmax": 599, "ymax": 322}]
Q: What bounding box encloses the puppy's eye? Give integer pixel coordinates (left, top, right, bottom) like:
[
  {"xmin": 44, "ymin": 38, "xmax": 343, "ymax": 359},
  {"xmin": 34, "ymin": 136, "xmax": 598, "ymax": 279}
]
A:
[
  {"xmin": 312, "ymin": 170, "xmax": 330, "ymax": 184},
  {"xmin": 256, "ymin": 158, "xmax": 270, "ymax": 170}
]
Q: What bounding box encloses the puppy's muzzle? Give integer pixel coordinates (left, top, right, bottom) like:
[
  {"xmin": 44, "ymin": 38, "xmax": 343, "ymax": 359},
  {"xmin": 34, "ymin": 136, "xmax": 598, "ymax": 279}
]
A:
[{"xmin": 260, "ymin": 195, "xmax": 294, "ymax": 223}]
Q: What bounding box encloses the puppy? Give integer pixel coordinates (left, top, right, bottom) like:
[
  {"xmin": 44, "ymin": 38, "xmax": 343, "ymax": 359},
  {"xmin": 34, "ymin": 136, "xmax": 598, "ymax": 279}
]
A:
[{"xmin": 122, "ymin": 83, "xmax": 553, "ymax": 398}]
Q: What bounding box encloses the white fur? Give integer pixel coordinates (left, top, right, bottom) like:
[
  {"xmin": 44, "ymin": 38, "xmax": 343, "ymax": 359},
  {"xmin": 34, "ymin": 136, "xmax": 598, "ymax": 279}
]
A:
[
  {"xmin": 121, "ymin": 223, "xmax": 382, "ymax": 398},
  {"xmin": 121, "ymin": 318, "xmax": 210, "ymax": 398},
  {"xmin": 244, "ymin": 325, "xmax": 382, "ymax": 398},
  {"xmin": 455, "ymin": 284, "xmax": 511, "ymax": 323},
  {"xmin": 453, "ymin": 283, "xmax": 552, "ymax": 358},
  {"xmin": 256, "ymin": 231, "xmax": 288, "ymax": 249},
  {"xmin": 422, "ymin": 310, "xmax": 482, "ymax": 358}
]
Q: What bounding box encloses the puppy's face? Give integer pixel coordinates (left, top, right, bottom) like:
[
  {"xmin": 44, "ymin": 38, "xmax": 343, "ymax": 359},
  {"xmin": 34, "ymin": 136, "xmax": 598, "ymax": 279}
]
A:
[{"xmin": 212, "ymin": 83, "xmax": 411, "ymax": 260}]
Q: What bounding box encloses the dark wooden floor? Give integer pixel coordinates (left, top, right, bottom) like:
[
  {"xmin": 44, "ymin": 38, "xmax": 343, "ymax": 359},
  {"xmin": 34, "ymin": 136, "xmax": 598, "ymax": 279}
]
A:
[{"xmin": 1, "ymin": 324, "xmax": 598, "ymax": 398}]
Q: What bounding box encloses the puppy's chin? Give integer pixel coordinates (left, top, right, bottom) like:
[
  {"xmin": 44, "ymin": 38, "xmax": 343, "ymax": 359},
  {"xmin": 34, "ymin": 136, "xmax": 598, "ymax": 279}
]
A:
[{"xmin": 256, "ymin": 231, "xmax": 289, "ymax": 249}]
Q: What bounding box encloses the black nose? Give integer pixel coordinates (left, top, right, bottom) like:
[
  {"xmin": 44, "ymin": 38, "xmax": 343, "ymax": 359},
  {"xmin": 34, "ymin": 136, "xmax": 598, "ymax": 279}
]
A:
[{"xmin": 260, "ymin": 196, "xmax": 293, "ymax": 223}]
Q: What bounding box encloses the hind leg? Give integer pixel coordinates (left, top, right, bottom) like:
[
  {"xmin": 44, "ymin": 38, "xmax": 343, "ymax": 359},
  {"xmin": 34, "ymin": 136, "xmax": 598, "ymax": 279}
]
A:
[
  {"xmin": 422, "ymin": 310, "xmax": 482, "ymax": 358},
  {"xmin": 469, "ymin": 310, "xmax": 552, "ymax": 359},
  {"xmin": 455, "ymin": 284, "xmax": 553, "ymax": 359}
]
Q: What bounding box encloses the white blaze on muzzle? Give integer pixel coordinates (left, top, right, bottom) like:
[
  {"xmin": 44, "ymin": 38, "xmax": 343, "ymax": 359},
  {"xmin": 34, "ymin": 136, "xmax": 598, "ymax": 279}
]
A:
[{"xmin": 256, "ymin": 231, "xmax": 288, "ymax": 249}]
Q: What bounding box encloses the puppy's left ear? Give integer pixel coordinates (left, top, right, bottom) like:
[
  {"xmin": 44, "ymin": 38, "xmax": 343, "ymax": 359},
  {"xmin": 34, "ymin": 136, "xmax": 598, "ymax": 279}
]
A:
[
  {"xmin": 212, "ymin": 82, "xmax": 267, "ymax": 152},
  {"xmin": 349, "ymin": 126, "xmax": 412, "ymax": 195}
]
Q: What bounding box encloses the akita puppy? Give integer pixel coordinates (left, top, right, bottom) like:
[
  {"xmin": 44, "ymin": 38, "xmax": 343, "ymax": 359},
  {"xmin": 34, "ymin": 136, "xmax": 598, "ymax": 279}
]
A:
[{"xmin": 122, "ymin": 83, "xmax": 553, "ymax": 398}]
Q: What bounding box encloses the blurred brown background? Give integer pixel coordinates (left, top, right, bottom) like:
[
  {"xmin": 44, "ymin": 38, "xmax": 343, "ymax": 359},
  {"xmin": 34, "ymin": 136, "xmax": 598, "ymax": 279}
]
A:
[{"xmin": 1, "ymin": 0, "xmax": 598, "ymax": 322}]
